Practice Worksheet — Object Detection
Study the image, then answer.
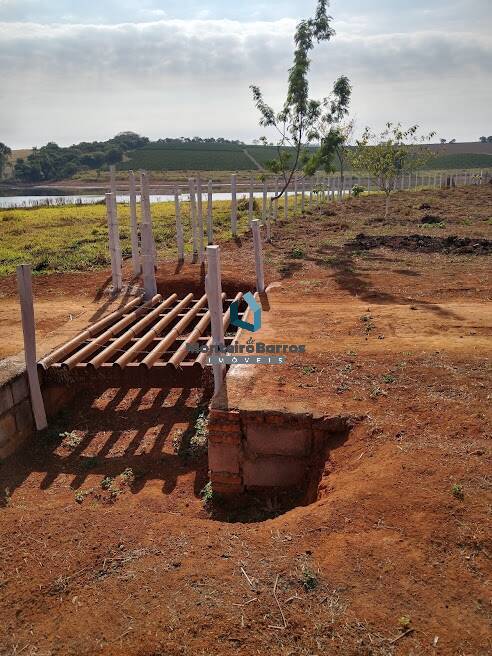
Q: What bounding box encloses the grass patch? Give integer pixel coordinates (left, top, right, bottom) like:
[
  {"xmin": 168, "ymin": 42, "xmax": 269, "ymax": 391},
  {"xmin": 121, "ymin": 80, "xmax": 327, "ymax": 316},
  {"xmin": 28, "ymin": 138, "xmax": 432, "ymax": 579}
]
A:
[{"xmin": 0, "ymin": 199, "xmax": 251, "ymax": 277}]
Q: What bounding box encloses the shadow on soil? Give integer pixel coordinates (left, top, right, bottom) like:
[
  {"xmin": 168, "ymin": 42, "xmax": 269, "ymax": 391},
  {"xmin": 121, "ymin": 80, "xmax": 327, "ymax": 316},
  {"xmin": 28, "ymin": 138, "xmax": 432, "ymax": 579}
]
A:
[
  {"xmin": 309, "ymin": 243, "xmax": 463, "ymax": 319},
  {"xmin": 0, "ymin": 385, "xmax": 211, "ymax": 503}
]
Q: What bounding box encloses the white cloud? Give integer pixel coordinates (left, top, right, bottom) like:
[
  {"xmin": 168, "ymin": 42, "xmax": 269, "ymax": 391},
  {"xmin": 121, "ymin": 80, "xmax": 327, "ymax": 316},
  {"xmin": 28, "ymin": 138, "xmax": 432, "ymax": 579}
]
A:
[{"xmin": 1, "ymin": 17, "xmax": 491, "ymax": 146}]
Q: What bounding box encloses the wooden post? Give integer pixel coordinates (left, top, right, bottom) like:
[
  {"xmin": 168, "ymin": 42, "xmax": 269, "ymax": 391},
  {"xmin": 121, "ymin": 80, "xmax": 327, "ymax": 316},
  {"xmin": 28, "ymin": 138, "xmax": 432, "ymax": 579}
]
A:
[
  {"xmin": 231, "ymin": 174, "xmax": 237, "ymax": 237},
  {"xmin": 207, "ymin": 180, "xmax": 213, "ymax": 244},
  {"xmin": 140, "ymin": 221, "xmax": 157, "ymax": 298},
  {"xmin": 248, "ymin": 177, "xmax": 254, "ymax": 225},
  {"xmin": 294, "ymin": 177, "xmax": 298, "ymax": 214},
  {"xmin": 205, "ymin": 246, "xmax": 226, "ymax": 396},
  {"xmin": 105, "ymin": 193, "xmax": 122, "ymax": 292},
  {"xmin": 109, "ymin": 164, "xmax": 117, "ymax": 197},
  {"xmin": 197, "ymin": 177, "xmax": 204, "ymax": 263},
  {"xmin": 16, "ymin": 265, "xmax": 47, "ymax": 431},
  {"xmin": 262, "ymin": 179, "xmax": 268, "ymax": 224},
  {"xmin": 140, "ymin": 171, "xmax": 156, "ymax": 262},
  {"xmin": 273, "ymin": 178, "xmax": 279, "ymax": 222},
  {"xmin": 188, "ymin": 178, "xmax": 198, "ymax": 261},
  {"xmin": 128, "ymin": 171, "xmax": 141, "ymax": 276},
  {"xmin": 301, "ymin": 178, "xmax": 305, "ymax": 213},
  {"xmin": 174, "ymin": 187, "xmax": 184, "ymax": 261},
  {"xmin": 251, "ymin": 220, "xmax": 265, "ymax": 294}
]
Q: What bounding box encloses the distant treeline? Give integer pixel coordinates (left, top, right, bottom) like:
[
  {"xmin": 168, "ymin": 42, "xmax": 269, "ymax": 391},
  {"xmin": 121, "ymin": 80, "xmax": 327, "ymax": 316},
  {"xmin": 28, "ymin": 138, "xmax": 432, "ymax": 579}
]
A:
[{"xmin": 11, "ymin": 133, "xmax": 245, "ymax": 182}]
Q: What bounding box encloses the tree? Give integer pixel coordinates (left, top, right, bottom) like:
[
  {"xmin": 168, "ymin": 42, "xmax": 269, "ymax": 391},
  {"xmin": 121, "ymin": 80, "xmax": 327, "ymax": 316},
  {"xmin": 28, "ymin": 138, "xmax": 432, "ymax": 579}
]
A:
[
  {"xmin": 488, "ymin": 136, "xmax": 492, "ymax": 143},
  {"xmin": 479, "ymin": 136, "xmax": 487, "ymax": 143},
  {"xmin": 0, "ymin": 142, "xmax": 12, "ymax": 179},
  {"xmin": 250, "ymin": 1, "xmax": 350, "ymax": 200},
  {"xmin": 351, "ymin": 123, "xmax": 435, "ymax": 217},
  {"xmin": 440, "ymin": 138, "xmax": 447, "ymax": 144}
]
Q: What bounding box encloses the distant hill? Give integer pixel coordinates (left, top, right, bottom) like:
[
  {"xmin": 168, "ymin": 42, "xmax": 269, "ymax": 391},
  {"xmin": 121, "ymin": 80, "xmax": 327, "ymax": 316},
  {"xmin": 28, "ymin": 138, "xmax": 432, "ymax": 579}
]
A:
[{"xmin": 4, "ymin": 136, "xmax": 492, "ymax": 182}]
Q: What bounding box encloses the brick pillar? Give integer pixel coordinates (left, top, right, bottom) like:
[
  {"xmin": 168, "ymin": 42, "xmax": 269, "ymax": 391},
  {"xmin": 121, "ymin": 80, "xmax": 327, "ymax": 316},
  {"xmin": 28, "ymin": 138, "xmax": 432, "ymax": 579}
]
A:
[{"xmin": 208, "ymin": 409, "xmax": 244, "ymax": 495}]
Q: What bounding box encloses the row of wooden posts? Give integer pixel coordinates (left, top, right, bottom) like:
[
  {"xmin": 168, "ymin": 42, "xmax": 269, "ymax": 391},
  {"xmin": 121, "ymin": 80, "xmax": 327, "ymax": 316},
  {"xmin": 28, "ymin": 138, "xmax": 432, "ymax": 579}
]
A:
[
  {"xmin": 107, "ymin": 168, "xmax": 272, "ymax": 298},
  {"xmin": 107, "ymin": 166, "xmax": 490, "ymax": 296}
]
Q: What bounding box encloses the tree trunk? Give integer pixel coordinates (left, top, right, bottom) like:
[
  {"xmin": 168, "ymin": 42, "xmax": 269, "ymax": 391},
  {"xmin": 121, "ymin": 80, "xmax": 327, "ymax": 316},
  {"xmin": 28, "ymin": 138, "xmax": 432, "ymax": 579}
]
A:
[{"xmin": 385, "ymin": 193, "xmax": 390, "ymax": 218}]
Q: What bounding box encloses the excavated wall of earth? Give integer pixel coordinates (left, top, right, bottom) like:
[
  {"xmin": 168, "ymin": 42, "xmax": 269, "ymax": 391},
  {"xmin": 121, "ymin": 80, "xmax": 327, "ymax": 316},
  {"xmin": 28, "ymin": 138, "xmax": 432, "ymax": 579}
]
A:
[{"xmin": 208, "ymin": 408, "xmax": 363, "ymax": 498}]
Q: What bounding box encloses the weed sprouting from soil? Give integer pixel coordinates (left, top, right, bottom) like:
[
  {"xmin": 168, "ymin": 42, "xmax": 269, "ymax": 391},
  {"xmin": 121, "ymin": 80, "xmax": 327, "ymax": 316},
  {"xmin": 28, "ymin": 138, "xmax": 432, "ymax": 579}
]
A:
[
  {"xmin": 60, "ymin": 430, "xmax": 82, "ymax": 449},
  {"xmin": 301, "ymin": 568, "xmax": 319, "ymax": 591},
  {"xmin": 451, "ymin": 483, "xmax": 464, "ymax": 500},
  {"xmin": 290, "ymin": 246, "xmax": 305, "ymax": 259},
  {"xmin": 173, "ymin": 406, "xmax": 209, "ymax": 460}
]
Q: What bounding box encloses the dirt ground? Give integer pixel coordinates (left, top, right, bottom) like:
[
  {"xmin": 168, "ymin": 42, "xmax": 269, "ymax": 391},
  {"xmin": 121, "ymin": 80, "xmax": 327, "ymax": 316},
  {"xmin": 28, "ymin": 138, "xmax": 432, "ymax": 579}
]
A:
[{"xmin": 0, "ymin": 186, "xmax": 491, "ymax": 655}]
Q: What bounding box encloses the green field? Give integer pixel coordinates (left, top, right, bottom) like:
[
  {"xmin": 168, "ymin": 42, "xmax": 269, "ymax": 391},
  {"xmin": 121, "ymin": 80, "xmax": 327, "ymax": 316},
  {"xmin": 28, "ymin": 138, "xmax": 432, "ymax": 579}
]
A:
[
  {"xmin": 426, "ymin": 153, "xmax": 492, "ymax": 170},
  {"xmin": 116, "ymin": 142, "xmax": 492, "ymax": 174},
  {"xmin": 0, "ymin": 199, "xmax": 259, "ymax": 277},
  {"xmin": 119, "ymin": 144, "xmax": 254, "ymax": 171}
]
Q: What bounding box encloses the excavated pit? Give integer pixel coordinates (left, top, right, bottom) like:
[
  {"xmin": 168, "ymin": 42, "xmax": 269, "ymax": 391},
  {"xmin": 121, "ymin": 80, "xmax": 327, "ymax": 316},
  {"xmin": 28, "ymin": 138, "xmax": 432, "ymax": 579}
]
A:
[{"xmin": 207, "ymin": 408, "xmax": 364, "ymax": 521}]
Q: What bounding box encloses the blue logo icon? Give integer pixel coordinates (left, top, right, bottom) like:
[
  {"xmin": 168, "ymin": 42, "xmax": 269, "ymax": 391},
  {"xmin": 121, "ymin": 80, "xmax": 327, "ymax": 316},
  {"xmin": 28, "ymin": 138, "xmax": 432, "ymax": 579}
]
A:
[{"xmin": 230, "ymin": 292, "xmax": 261, "ymax": 332}]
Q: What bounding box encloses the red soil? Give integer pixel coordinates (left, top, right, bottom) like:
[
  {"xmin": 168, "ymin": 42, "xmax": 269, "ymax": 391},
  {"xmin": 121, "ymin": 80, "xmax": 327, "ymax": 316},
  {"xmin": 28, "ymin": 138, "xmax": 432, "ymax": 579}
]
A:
[{"xmin": 0, "ymin": 186, "xmax": 491, "ymax": 655}]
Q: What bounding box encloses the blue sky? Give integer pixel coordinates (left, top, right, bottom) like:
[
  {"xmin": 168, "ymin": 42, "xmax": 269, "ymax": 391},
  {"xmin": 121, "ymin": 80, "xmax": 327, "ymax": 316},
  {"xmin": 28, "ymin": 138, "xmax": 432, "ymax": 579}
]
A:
[{"xmin": 1, "ymin": 0, "xmax": 491, "ymax": 147}]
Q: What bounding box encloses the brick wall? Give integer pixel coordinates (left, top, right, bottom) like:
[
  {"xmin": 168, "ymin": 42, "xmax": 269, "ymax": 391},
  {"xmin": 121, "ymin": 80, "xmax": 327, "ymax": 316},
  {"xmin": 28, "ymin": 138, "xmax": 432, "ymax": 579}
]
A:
[
  {"xmin": 208, "ymin": 408, "xmax": 360, "ymax": 496},
  {"xmin": 0, "ymin": 370, "xmax": 75, "ymax": 460},
  {"xmin": 0, "ymin": 373, "xmax": 34, "ymax": 459}
]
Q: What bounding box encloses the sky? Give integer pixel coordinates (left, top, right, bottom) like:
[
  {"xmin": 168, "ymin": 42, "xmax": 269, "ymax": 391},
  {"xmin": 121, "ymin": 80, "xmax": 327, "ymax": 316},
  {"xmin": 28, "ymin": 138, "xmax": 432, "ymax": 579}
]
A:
[{"xmin": 1, "ymin": 0, "xmax": 491, "ymax": 149}]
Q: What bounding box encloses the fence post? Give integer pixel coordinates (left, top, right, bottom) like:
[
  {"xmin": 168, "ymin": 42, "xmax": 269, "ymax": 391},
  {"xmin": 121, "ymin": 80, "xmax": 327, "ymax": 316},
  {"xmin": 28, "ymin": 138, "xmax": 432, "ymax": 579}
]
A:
[
  {"xmin": 207, "ymin": 180, "xmax": 214, "ymax": 244},
  {"xmin": 16, "ymin": 265, "xmax": 47, "ymax": 431},
  {"xmin": 140, "ymin": 171, "xmax": 156, "ymax": 262},
  {"xmin": 301, "ymin": 178, "xmax": 305, "ymax": 213},
  {"xmin": 188, "ymin": 178, "xmax": 198, "ymax": 261},
  {"xmin": 231, "ymin": 174, "xmax": 237, "ymax": 237},
  {"xmin": 109, "ymin": 164, "xmax": 117, "ymax": 197},
  {"xmin": 205, "ymin": 246, "xmax": 226, "ymax": 396},
  {"xmin": 128, "ymin": 171, "xmax": 141, "ymax": 276},
  {"xmin": 197, "ymin": 177, "xmax": 204, "ymax": 262},
  {"xmin": 248, "ymin": 177, "xmax": 254, "ymax": 225},
  {"xmin": 262, "ymin": 179, "xmax": 268, "ymax": 224},
  {"xmin": 140, "ymin": 221, "xmax": 157, "ymax": 298},
  {"xmin": 273, "ymin": 178, "xmax": 279, "ymax": 222},
  {"xmin": 174, "ymin": 187, "xmax": 184, "ymax": 261},
  {"xmin": 105, "ymin": 193, "xmax": 123, "ymax": 292},
  {"xmin": 284, "ymin": 185, "xmax": 289, "ymax": 220},
  {"xmin": 294, "ymin": 177, "xmax": 298, "ymax": 214},
  {"xmin": 251, "ymin": 219, "xmax": 265, "ymax": 294}
]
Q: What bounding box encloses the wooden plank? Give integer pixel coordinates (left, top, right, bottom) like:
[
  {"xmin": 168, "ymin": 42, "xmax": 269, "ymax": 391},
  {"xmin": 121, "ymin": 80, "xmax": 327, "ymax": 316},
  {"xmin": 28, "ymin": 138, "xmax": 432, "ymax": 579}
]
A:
[{"xmin": 16, "ymin": 265, "xmax": 47, "ymax": 430}]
